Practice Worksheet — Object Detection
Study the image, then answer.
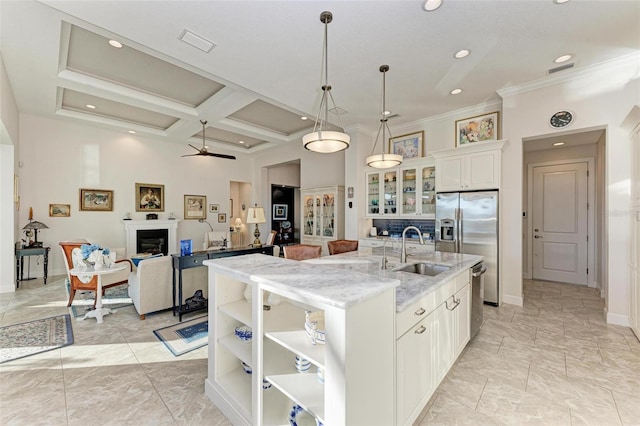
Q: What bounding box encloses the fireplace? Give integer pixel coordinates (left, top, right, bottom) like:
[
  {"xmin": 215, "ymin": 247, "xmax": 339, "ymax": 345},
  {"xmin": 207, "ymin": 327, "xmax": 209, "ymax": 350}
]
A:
[
  {"xmin": 122, "ymin": 219, "xmax": 180, "ymax": 257},
  {"xmin": 137, "ymin": 229, "xmax": 168, "ymax": 255}
]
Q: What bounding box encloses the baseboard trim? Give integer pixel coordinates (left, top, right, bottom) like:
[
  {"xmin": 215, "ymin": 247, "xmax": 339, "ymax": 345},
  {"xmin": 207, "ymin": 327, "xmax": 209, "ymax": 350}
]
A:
[
  {"xmin": 502, "ymin": 294, "xmax": 523, "ymax": 307},
  {"xmin": 606, "ymin": 311, "xmax": 630, "ymax": 327}
]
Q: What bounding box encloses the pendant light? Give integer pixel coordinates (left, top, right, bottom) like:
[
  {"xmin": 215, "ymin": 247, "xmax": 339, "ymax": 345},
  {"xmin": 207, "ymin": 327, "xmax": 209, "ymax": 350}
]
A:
[
  {"xmin": 366, "ymin": 65, "xmax": 403, "ymax": 168},
  {"xmin": 302, "ymin": 11, "xmax": 350, "ymax": 153}
]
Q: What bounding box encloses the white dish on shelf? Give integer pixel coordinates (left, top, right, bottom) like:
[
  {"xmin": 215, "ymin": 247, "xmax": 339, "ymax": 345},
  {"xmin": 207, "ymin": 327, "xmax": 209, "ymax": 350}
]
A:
[
  {"xmin": 304, "ymin": 311, "xmax": 325, "ymax": 345},
  {"xmin": 289, "ymin": 404, "xmax": 321, "ymax": 426}
]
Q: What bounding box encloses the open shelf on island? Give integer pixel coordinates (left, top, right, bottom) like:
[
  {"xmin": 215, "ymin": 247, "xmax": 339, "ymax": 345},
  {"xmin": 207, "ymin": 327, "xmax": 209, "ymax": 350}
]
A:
[
  {"xmin": 266, "ymin": 373, "xmax": 325, "ymax": 424},
  {"xmin": 217, "ymin": 367, "xmax": 252, "ymax": 420},
  {"xmin": 218, "ymin": 334, "xmax": 252, "ymax": 366},
  {"xmin": 218, "ymin": 299, "xmax": 251, "ymax": 325},
  {"xmin": 265, "ymin": 330, "xmax": 325, "ymax": 367}
]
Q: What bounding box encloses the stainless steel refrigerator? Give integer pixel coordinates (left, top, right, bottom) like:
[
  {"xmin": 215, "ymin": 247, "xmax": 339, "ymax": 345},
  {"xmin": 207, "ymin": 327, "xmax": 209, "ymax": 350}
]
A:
[{"xmin": 435, "ymin": 191, "xmax": 499, "ymax": 305}]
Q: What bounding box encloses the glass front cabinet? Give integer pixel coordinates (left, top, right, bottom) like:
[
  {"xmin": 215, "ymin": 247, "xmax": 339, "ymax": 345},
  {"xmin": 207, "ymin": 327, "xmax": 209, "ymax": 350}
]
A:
[
  {"xmin": 301, "ymin": 186, "xmax": 345, "ymax": 255},
  {"xmin": 366, "ymin": 159, "xmax": 435, "ymax": 218},
  {"xmin": 366, "ymin": 170, "xmax": 398, "ymax": 216}
]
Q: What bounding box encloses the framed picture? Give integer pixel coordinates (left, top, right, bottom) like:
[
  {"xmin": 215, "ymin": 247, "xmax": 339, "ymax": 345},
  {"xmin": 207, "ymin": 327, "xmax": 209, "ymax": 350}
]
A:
[
  {"xmin": 135, "ymin": 183, "xmax": 164, "ymax": 212},
  {"xmin": 389, "ymin": 131, "xmax": 424, "ymax": 159},
  {"xmin": 209, "ymin": 204, "xmax": 219, "ymax": 213},
  {"xmin": 455, "ymin": 111, "xmax": 499, "ymax": 146},
  {"xmin": 49, "ymin": 204, "xmax": 70, "ymax": 217},
  {"xmin": 79, "ymin": 189, "xmax": 113, "ymax": 211},
  {"xmin": 218, "ymin": 213, "xmax": 227, "ymax": 223},
  {"xmin": 184, "ymin": 194, "xmax": 206, "ymax": 220},
  {"xmin": 273, "ymin": 204, "xmax": 288, "ymax": 220}
]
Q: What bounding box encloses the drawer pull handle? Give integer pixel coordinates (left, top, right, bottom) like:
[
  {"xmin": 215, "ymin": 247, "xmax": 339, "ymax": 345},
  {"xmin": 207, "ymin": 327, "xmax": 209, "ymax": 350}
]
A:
[
  {"xmin": 414, "ymin": 307, "xmax": 426, "ymax": 316},
  {"xmin": 446, "ymin": 296, "xmax": 460, "ymax": 311},
  {"xmin": 414, "ymin": 325, "xmax": 427, "ymax": 334}
]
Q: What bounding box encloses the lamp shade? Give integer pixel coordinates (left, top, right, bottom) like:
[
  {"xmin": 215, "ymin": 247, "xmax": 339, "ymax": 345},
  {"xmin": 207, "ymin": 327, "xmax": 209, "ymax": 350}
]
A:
[
  {"xmin": 366, "ymin": 153, "xmax": 403, "ymax": 169},
  {"xmin": 23, "ymin": 220, "xmax": 49, "ymax": 230},
  {"xmin": 246, "ymin": 207, "xmax": 266, "ymax": 224},
  {"xmin": 303, "ymin": 130, "xmax": 350, "ymax": 153}
]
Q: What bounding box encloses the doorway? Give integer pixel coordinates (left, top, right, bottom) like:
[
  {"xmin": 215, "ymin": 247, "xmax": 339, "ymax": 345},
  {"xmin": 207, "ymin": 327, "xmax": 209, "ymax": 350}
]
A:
[{"xmin": 529, "ymin": 160, "xmax": 593, "ymax": 285}]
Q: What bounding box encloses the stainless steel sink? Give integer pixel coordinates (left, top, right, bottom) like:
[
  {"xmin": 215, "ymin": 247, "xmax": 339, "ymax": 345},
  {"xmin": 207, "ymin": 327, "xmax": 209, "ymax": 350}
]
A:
[{"xmin": 394, "ymin": 262, "xmax": 451, "ymax": 276}]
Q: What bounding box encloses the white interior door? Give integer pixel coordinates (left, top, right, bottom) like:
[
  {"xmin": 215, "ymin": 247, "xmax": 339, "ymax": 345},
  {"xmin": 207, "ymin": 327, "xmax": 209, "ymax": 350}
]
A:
[{"xmin": 532, "ymin": 162, "xmax": 588, "ymax": 284}]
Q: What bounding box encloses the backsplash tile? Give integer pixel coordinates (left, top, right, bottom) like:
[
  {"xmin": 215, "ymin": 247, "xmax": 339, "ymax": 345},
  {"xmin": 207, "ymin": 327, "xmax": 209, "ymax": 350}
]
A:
[{"xmin": 372, "ymin": 219, "xmax": 435, "ymax": 239}]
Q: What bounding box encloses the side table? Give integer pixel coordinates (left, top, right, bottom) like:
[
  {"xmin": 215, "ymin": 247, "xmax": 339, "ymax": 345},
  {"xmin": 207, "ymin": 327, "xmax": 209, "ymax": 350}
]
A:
[
  {"xmin": 15, "ymin": 246, "xmax": 50, "ymax": 288},
  {"xmin": 69, "ymin": 263, "xmax": 128, "ymax": 323}
]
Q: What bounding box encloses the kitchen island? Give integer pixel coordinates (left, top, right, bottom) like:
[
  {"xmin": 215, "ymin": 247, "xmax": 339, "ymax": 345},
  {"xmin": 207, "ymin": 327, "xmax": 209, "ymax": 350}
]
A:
[{"xmin": 204, "ymin": 248, "xmax": 481, "ymax": 425}]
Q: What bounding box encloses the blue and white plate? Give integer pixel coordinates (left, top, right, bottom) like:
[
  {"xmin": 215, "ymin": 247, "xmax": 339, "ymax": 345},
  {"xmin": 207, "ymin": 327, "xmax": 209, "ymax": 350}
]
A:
[{"xmin": 288, "ymin": 404, "xmax": 318, "ymax": 426}]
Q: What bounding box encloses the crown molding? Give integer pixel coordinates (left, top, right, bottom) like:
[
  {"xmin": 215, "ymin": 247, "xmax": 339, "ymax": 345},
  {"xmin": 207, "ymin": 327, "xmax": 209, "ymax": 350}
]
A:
[{"xmin": 497, "ymin": 52, "xmax": 640, "ymax": 98}]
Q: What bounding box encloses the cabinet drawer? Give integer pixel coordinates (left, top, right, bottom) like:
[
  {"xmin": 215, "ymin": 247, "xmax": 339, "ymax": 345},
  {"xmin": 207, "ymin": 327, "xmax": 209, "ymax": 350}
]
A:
[
  {"xmin": 397, "ymin": 279, "xmax": 455, "ymax": 337},
  {"xmin": 176, "ymin": 253, "xmax": 208, "ymax": 269},
  {"xmin": 454, "ymin": 269, "xmax": 470, "ymax": 293}
]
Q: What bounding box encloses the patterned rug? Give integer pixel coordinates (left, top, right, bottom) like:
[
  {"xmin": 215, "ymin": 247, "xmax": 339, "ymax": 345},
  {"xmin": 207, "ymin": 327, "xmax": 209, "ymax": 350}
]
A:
[
  {"xmin": 65, "ymin": 280, "xmax": 133, "ymax": 318},
  {"xmin": 153, "ymin": 316, "xmax": 208, "ymax": 356},
  {"xmin": 0, "ymin": 314, "xmax": 73, "ymax": 364}
]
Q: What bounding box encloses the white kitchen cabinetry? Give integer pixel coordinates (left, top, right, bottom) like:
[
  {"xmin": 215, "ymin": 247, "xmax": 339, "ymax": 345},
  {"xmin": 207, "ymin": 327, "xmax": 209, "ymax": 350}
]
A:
[
  {"xmin": 399, "ymin": 164, "xmax": 436, "ymax": 217},
  {"xmin": 366, "ymin": 158, "xmax": 437, "ymax": 218},
  {"xmin": 432, "ymin": 140, "xmax": 506, "ymax": 192},
  {"xmin": 395, "ymin": 269, "xmax": 471, "ymax": 426},
  {"xmin": 301, "ymin": 186, "xmax": 344, "ymax": 256}
]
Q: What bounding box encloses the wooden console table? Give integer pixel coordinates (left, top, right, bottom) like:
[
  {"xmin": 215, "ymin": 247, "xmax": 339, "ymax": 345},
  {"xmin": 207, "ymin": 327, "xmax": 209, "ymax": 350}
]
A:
[
  {"xmin": 15, "ymin": 246, "xmax": 51, "ymax": 288},
  {"xmin": 171, "ymin": 245, "xmax": 274, "ymax": 321}
]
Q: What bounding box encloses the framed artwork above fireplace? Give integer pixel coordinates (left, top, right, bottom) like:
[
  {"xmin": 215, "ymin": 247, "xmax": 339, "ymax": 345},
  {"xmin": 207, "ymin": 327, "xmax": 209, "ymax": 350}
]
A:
[{"xmin": 136, "ymin": 183, "xmax": 164, "ymax": 212}]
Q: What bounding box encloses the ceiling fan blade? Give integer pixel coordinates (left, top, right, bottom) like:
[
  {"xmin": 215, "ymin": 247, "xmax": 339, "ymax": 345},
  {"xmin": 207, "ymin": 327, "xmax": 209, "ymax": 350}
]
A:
[
  {"xmin": 181, "ymin": 153, "xmax": 200, "ymax": 157},
  {"xmin": 187, "ymin": 143, "xmax": 201, "ymax": 151},
  {"xmin": 204, "ymin": 152, "xmax": 236, "ymax": 160}
]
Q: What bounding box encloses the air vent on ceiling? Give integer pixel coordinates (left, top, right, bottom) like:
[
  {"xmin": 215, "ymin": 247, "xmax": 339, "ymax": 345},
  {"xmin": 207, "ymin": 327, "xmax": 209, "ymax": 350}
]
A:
[
  {"xmin": 179, "ymin": 29, "xmax": 215, "ymax": 53},
  {"xmin": 548, "ymin": 62, "xmax": 575, "ymax": 75}
]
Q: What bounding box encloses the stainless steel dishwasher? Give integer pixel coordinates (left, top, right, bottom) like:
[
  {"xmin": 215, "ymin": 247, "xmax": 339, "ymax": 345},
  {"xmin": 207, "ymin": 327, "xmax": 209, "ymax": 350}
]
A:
[{"xmin": 471, "ymin": 262, "xmax": 487, "ymax": 339}]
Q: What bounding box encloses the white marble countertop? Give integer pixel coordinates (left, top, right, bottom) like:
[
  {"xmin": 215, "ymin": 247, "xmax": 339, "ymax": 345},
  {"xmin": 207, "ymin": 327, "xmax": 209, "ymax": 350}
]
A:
[
  {"xmin": 204, "ymin": 248, "xmax": 482, "ymax": 312},
  {"xmin": 304, "ymin": 247, "xmax": 482, "ymax": 312},
  {"xmin": 203, "ymin": 254, "xmax": 400, "ymax": 309}
]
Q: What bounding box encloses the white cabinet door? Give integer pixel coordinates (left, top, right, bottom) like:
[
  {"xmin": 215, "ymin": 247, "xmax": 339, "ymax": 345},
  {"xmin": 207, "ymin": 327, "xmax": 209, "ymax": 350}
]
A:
[
  {"xmin": 432, "ymin": 301, "xmax": 454, "ymax": 385},
  {"xmin": 396, "ymin": 314, "xmax": 434, "ymax": 426},
  {"xmin": 453, "ymin": 283, "xmax": 471, "ymax": 358},
  {"xmin": 437, "ymin": 156, "xmax": 464, "ymax": 191},
  {"xmin": 466, "ymin": 150, "xmax": 500, "ymax": 190}
]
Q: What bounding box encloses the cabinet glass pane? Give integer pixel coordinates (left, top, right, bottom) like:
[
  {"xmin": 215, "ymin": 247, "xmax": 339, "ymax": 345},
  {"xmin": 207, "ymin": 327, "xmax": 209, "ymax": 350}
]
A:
[
  {"xmin": 367, "ymin": 173, "xmax": 380, "ymax": 215},
  {"xmin": 303, "ymin": 195, "xmax": 315, "ymax": 236},
  {"xmin": 401, "ymin": 168, "xmax": 417, "ymax": 215},
  {"xmin": 383, "ymin": 171, "xmax": 397, "ymax": 215},
  {"xmin": 322, "ymin": 192, "xmax": 335, "ymax": 237},
  {"xmin": 422, "ymin": 167, "xmax": 436, "ymax": 215},
  {"xmin": 315, "ymin": 195, "xmax": 321, "ymax": 236}
]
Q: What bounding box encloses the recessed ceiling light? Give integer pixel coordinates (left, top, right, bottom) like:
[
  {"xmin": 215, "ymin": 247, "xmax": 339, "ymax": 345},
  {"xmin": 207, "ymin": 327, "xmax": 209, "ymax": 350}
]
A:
[
  {"xmin": 301, "ymin": 116, "xmax": 308, "ymax": 120},
  {"xmin": 423, "ymin": 0, "xmax": 443, "ymax": 11},
  {"xmin": 553, "ymin": 142, "xmax": 565, "ymax": 146},
  {"xmin": 450, "ymin": 88, "xmax": 463, "ymax": 95},
  {"xmin": 128, "ymin": 130, "xmax": 136, "ymax": 134},
  {"xmin": 86, "ymin": 104, "xmax": 96, "ymax": 109},
  {"xmin": 108, "ymin": 40, "xmax": 123, "ymax": 48},
  {"xmin": 383, "ymin": 110, "xmax": 391, "ymax": 116},
  {"xmin": 553, "ymin": 0, "xmax": 570, "ymax": 4},
  {"xmin": 554, "ymin": 54, "xmax": 573, "ymax": 63},
  {"xmin": 454, "ymin": 49, "xmax": 470, "ymax": 59},
  {"xmin": 239, "ymin": 141, "xmax": 245, "ymax": 144}
]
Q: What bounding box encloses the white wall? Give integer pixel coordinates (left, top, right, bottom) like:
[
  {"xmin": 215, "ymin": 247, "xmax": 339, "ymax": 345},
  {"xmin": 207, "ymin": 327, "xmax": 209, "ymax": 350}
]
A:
[
  {"xmin": 500, "ymin": 54, "xmax": 640, "ymax": 323},
  {"xmin": 16, "ymin": 114, "xmax": 254, "ymax": 279},
  {"xmin": 0, "ymin": 55, "xmax": 19, "ymax": 293}
]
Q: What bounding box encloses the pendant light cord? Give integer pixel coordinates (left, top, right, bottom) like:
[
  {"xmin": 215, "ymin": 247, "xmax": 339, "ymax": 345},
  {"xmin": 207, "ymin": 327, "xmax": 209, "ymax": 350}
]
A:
[{"xmin": 369, "ymin": 65, "xmax": 392, "ymax": 156}]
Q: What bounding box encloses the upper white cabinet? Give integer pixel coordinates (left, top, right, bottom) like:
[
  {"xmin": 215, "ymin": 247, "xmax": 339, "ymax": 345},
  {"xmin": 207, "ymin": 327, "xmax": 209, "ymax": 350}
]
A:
[
  {"xmin": 366, "ymin": 157, "xmax": 436, "ymax": 218},
  {"xmin": 301, "ymin": 186, "xmax": 345, "ymax": 255},
  {"xmin": 432, "ymin": 140, "xmax": 506, "ymax": 192}
]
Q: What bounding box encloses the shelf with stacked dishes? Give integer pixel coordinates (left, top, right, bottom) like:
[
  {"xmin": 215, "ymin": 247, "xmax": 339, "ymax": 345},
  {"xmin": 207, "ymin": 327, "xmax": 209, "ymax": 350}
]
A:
[
  {"xmin": 366, "ymin": 170, "xmax": 398, "ymax": 217},
  {"xmin": 400, "ymin": 164, "xmax": 436, "ymax": 217}
]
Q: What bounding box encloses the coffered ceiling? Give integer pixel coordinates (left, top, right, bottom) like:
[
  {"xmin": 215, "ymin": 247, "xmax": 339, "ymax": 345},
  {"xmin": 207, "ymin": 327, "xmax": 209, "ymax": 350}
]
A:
[{"xmin": 1, "ymin": 1, "xmax": 638, "ymax": 155}]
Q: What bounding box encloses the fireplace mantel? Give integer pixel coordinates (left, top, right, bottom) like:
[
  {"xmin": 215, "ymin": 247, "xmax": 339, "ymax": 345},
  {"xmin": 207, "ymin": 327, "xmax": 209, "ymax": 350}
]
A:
[{"xmin": 122, "ymin": 219, "xmax": 180, "ymax": 257}]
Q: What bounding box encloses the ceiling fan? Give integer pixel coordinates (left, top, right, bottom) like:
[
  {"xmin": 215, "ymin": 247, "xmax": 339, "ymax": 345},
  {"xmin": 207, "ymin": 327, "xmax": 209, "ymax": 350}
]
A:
[{"xmin": 182, "ymin": 120, "xmax": 236, "ymax": 160}]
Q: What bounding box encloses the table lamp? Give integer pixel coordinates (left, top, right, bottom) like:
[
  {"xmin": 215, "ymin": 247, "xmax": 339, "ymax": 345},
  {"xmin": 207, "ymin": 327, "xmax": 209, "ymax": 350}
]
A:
[
  {"xmin": 23, "ymin": 220, "xmax": 48, "ymax": 248},
  {"xmin": 245, "ymin": 205, "xmax": 266, "ymax": 248}
]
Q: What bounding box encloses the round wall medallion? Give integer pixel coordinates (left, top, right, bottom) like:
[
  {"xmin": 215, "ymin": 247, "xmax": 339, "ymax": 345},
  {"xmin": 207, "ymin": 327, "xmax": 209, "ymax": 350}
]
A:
[{"xmin": 549, "ymin": 110, "xmax": 574, "ymax": 128}]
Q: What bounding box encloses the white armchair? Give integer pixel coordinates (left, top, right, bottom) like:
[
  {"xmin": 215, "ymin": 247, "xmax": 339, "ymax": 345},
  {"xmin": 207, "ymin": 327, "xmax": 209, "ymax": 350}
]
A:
[{"xmin": 127, "ymin": 255, "xmax": 208, "ymax": 319}]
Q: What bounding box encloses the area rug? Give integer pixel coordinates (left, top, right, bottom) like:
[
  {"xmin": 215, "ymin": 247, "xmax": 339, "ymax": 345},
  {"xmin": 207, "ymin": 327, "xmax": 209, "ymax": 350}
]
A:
[
  {"xmin": 65, "ymin": 280, "xmax": 133, "ymax": 318},
  {"xmin": 153, "ymin": 316, "xmax": 208, "ymax": 356},
  {"xmin": 0, "ymin": 314, "xmax": 73, "ymax": 364}
]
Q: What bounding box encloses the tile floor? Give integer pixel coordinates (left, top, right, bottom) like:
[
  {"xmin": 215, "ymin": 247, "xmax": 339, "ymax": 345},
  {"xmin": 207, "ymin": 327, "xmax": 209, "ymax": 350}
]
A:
[{"xmin": 1, "ymin": 277, "xmax": 638, "ymax": 425}]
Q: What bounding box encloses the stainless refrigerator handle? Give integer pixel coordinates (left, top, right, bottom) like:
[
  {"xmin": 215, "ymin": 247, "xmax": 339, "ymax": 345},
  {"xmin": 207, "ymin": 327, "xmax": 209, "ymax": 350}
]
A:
[{"xmin": 455, "ymin": 207, "xmax": 462, "ymax": 253}]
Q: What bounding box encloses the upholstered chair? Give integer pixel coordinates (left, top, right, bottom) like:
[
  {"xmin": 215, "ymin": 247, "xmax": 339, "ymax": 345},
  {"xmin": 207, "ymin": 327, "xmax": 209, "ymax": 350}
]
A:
[
  {"xmin": 327, "ymin": 239, "xmax": 359, "ymax": 255},
  {"xmin": 59, "ymin": 241, "xmax": 132, "ymax": 308},
  {"xmin": 283, "ymin": 244, "xmax": 322, "ymax": 260},
  {"xmin": 127, "ymin": 255, "xmax": 208, "ymax": 319}
]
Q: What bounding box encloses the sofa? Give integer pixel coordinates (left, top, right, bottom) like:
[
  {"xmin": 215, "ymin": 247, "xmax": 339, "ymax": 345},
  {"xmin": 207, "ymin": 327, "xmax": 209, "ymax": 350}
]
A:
[{"xmin": 127, "ymin": 255, "xmax": 207, "ymax": 319}]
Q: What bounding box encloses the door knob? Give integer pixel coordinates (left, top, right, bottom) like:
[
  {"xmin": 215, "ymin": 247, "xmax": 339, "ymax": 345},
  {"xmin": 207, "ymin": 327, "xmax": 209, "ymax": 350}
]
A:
[
  {"xmin": 534, "ymin": 235, "xmax": 542, "ymax": 239},
  {"xmin": 534, "ymin": 228, "xmax": 539, "ymax": 232}
]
